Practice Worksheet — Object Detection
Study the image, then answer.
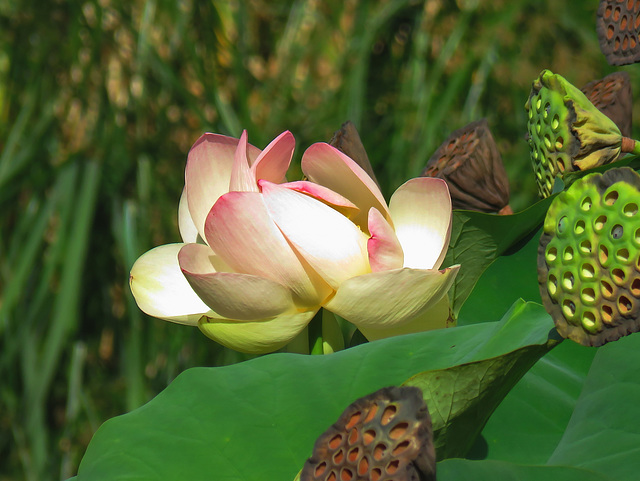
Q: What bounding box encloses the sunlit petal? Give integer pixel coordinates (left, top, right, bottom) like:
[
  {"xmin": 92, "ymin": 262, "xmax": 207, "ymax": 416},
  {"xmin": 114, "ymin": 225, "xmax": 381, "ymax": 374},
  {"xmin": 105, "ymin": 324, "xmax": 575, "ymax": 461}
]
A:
[
  {"xmin": 260, "ymin": 180, "xmax": 370, "ymax": 289},
  {"xmin": 367, "ymin": 207, "xmax": 404, "ymax": 272},
  {"xmin": 229, "ymin": 130, "xmax": 260, "ymax": 193},
  {"xmin": 198, "ymin": 309, "xmax": 317, "ymax": 354},
  {"xmin": 185, "ymin": 133, "xmax": 260, "ymax": 240},
  {"xmin": 271, "ymin": 180, "xmax": 360, "ymax": 219},
  {"xmin": 251, "ymin": 130, "xmax": 295, "ymax": 183},
  {"xmin": 179, "ymin": 243, "xmax": 295, "ymax": 320},
  {"xmin": 358, "ymin": 294, "xmax": 452, "ymax": 341},
  {"xmin": 129, "ymin": 243, "xmax": 215, "ymax": 325},
  {"xmin": 178, "ymin": 187, "xmax": 199, "ymax": 244},
  {"xmin": 390, "ymin": 177, "xmax": 452, "ymax": 270},
  {"xmin": 204, "ymin": 191, "xmax": 330, "ymax": 306},
  {"xmin": 301, "ymin": 142, "xmax": 390, "ymax": 230},
  {"xmin": 325, "ymin": 265, "xmax": 460, "ymax": 329}
]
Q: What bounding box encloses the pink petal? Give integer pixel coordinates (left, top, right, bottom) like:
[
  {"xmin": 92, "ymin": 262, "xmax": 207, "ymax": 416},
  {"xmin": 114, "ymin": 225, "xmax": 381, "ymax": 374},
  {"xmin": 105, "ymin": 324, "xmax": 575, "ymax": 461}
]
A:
[
  {"xmin": 324, "ymin": 265, "xmax": 460, "ymax": 329},
  {"xmin": 260, "ymin": 181, "xmax": 370, "ymax": 289},
  {"xmin": 185, "ymin": 133, "xmax": 260, "ymax": 241},
  {"xmin": 389, "ymin": 177, "xmax": 452, "ymax": 270},
  {"xmin": 203, "ymin": 191, "xmax": 331, "ymax": 306},
  {"xmin": 301, "ymin": 142, "xmax": 390, "ymax": 231},
  {"xmin": 198, "ymin": 309, "xmax": 317, "ymax": 354},
  {"xmin": 179, "ymin": 243, "xmax": 295, "ymax": 320},
  {"xmin": 229, "ymin": 130, "xmax": 260, "ymax": 193},
  {"xmin": 263, "ymin": 180, "xmax": 360, "ymax": 219},
  {"xmin": 251, "ymin": 130, "xmax": 295, "ymax": 184},
  {"xmin": 129, "ymin": 243, "xmax": 215, "ymax": 325},
  {"xmin": 367, "ymin": 207, "xmax": 404, "ymax": 272}
]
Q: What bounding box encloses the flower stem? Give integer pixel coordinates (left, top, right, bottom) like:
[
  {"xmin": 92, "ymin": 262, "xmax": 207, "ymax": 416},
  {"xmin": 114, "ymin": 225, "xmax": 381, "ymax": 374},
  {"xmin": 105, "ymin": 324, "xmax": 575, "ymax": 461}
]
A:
[
  {"xmin": 308, "ymin": 309, "xmax": 324, "ymax": 355},
  {"xmin": 620, "ymin": 137, "xmax": 640, "ymax": 154}
]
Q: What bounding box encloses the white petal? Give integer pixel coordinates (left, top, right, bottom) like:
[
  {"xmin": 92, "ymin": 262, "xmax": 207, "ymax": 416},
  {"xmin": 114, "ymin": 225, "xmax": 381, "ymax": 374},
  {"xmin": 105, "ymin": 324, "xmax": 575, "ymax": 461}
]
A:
[
  {"xmin": 129, "ymin": 244, "xmax": 215, "ymax": 325},
  {"xmin": 178, "ymin": 187, "xmax": 200, "ymax": 244}
]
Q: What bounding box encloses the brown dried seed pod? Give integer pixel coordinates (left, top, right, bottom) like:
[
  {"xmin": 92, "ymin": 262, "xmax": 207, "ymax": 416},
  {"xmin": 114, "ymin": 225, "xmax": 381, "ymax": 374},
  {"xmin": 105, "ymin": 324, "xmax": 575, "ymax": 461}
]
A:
[
  {"xmin": 300, "ymin": 386, "xmax": 435, "ymax": 481},
  {"xmin": 421, "ymin": 119, "xmax": 511, "ymax": 214},
  {"xmin": 330, "ymin": 121, "xmax": 380, "ymax": 187},
  {"xmin": 596, "ymin": 0, "xmax": 640, "ymax": 66},
  {"xmin": 581, "ymin": 71, "xmax": 633, "ymax": 138}
]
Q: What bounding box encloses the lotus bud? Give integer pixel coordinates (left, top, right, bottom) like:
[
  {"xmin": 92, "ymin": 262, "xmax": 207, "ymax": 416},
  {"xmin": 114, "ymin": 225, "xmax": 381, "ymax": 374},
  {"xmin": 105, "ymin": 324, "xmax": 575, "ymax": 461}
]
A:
[
  {"xmin": 421, "ymin": 119, "xmax": 512, "ymax": 214},
  {"xmin": 299, "ymin": 386, "xmax": 436, "ymax": 481},
  {"xmin": 330, "ymin": 121, "xmax": 380, "ymax": 187},
  {"xmin": 537, "ymin": 167, "xmax": 640, "ymax": 346},
  {"xmin": 597, "ymin": 0, "xmax": 640, "ymax": 66},
  {"xmin": 525, "ymin": 69, "xmax": 640, "ymax": 198},
  {"xmin": 581, "ymin": 71, "xmax": 632, "ymax": 138}
]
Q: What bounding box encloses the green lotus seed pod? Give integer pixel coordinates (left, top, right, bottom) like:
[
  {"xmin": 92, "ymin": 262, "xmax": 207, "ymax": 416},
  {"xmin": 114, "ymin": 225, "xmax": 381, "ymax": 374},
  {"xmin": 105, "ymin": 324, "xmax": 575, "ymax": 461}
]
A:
[
  {"xmin": 525, "ymin": 69, "xmax": 627, "ymax": 198},
  {"xmin": 538, "ymin": 167, "xmax": 640, "ymax": 346},
  {"xmin": 300, "ymin": 386, "xmax": 436, "ymax": 481}
]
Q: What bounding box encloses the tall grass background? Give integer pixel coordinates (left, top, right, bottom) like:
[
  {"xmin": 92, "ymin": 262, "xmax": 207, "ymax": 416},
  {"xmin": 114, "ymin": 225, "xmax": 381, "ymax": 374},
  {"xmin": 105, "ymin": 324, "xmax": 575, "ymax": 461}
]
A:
[{"xmin": 0, "ymin": 0, "xmax": 634, "ymax": 479}]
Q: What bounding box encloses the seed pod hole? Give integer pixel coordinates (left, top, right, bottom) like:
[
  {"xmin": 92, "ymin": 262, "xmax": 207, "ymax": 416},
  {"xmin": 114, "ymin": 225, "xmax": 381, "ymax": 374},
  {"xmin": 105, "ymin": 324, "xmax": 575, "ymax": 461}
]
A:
[
  {"xmin": 348, "ymin": 428, "xmax": 358, "ymax": 445},
  {"xmin": 616, "ymin": 248, "xmax": 630, "ymax": 262},
  {"xmin": 386, "ymin": 460, "xmax": 400, "ymax": 475},
  {"xmin": 536, "ymin": 97, "xmax": 542, "ymax": 111},
  {"xmin": 389, "ymin": 422, "xmax": 408, "ymax": 440},
  {"xmin": 601, "ymin": 280, "xmax": 614, "ymax": 298},
  {"xmin": 575, "ymin": 220, "xmax": 586, "ymax": 235},
  {"xmin": 381, "ymin": 405, "xmax": 397, "ymax": 425},
  {"xmin": 329, "ymin": 435, "xmax": 343, "ymax": 449},
  {"xmin": 563, "ymin": 271, "xmax": 575, "ymax": 290},
  {"xmin": 373, "ymin": 444, "xmax": 387, "ymax": 461},
  {"xmin": 582, "ymin": 311, "xmax": 597, "ymax": 330},
  {"xmin": 347, "ymin": 447, "xmax": 359, "ymax": 462},
  {"xmin": 581, "ymin": 263, "xmax": 595, "ymax": 280},
  {"xmin": 602, "ymin": 305, "xmax": 614, "ymax": 323},
  {"xmin": 611, "ymin": 224, "xmax": 624, "ymax": 240},
  {"xmin": 580, "ymin": 240, "xmax": 592, "ymax": 254},
  {"xmin": 544, "ymin": 134, "xmax": 552, "ymax": 149},
  {"xmin": 623, "ymin": 203, "xmax": 638, "ymax": 217},
  {"xmin": 315, "ymin": 462, "xmax": 327, "ymax": 478},
  {"xmin": 557, "ymin": 158, "xmax": 566, "ymax": 172},
  {"xmin": 552, "ymin": 114, "xmax": 560, "ymax": 130},
  {"xmin": 631, "ymin": 278, "xmax": 640, "ymax": 297},
  {"xmin": 581, "ymin": 196, "xmax": 592, "ymax": 211},
  {"xmin": 548, "ymin": 275, "xmax": 558, "ymax": 296},
  {"xmin": 363, "ymin": 430, "xmax": 376, "ymax": 445},
  {"xmin": 618, "ymin": 295, "xmax": 633, "ymax": 314},
  {"xmin": 340, "ymin": 467, "xmax": 353, "ymax": 481},
  {"xmin": 612, "ymin": 268, "xmax": 626, "ymax": 284},
  {"xmin": 614, "ymin": 7, "xmax": 621, "ymax": 22},
  {"xmin": 582, "ymin": 287, "xmax": 596, "ymax": 304},
  {"xmin": 604, "ymin": 190, "xmax": 619, "ymax": 206},
  {"xmin": 357, "ymin": 457, "xmax": 369, "ymax": 476},
  {"xmin": 333, "ymin": 449, "xmax": 344, "ymax": 464},
  {"xmin": 346, "ymin": 412, "xmax": 361, "ymax": 430},
  {"xmin": 371, "ymin": 468, "xmax": 382, "ymax": 481},
  {"xmin": 562, "ymin": 299, "xmax": 576, "ymax": 318},
  {"xmin": 635, "ymin": 228, "xmax": 640, "ymax": 246},
  {"xmin": 563, "ymin": 246, "xmax": 574, "ymax": 262},
  {"xmin": 392, "ymin": 440, "xmax": 410, "ymax": 456},
  {"xmin": 327, "ymin": 471, "xmax": 337, "ymax": 481},
  {"xmin": 546, "ymin": 246, "xmax": 558, "ymax": 262},
  {"xmin": 599, "ymin": 244, "xmax": 609, "ymax": 265},
  {"xmin": 595, "ymin": 215, "xmax": 607, "ymax": 232},
  {"xmin": 555, "ymin": 137, "xmax": 564, "ymax": 150}
]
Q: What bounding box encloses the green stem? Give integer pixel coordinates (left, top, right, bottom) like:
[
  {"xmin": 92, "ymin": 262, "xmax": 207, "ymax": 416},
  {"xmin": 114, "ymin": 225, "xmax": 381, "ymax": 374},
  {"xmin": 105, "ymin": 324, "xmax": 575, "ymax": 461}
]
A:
[{"xmin": 308, "ymin": 309, "xmax": 324, "ymax": 355}]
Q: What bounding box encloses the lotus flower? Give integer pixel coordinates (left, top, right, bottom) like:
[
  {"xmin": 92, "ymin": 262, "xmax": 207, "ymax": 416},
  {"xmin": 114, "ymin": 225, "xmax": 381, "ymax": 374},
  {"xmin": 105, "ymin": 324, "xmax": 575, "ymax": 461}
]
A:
[{"xmin": 130, "ymin": 131, "xmax": 459, "ymax": 354}]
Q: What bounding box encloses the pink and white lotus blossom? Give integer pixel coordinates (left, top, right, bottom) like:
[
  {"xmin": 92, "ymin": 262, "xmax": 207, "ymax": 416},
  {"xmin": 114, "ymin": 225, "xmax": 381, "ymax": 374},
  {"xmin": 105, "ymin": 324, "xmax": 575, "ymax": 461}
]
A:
[{"xmin": 130, "ymin": 131, "xmax": 459, "ymax": 354}]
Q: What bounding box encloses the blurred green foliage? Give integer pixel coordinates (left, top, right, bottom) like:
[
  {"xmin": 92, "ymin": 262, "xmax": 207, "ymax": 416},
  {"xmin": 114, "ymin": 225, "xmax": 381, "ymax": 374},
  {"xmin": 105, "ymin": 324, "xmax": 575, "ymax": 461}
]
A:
[{"xmin": 0, "ymin": 0, "xmax": 635, "ymax": 479}]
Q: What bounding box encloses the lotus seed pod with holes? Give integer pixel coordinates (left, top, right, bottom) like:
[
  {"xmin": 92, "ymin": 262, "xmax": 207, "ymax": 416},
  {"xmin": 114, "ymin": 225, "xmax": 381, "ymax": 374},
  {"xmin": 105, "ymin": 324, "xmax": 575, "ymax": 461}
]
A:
[
  {"xmin": 581, "ymin": 72, "xmax": 633, "ymax": 138},
  {"xmin": 538, "ymin": 167, "xmax": 640, "ymax": 347},
  {"xmin": 300, "ymin": 386, "xmax": 436, "ymax": 481},
  {"xmin": 597, "ymin": 0, "xmax": 640, "ymax": 66},
  {"xmin": 525, "ymin": 70, "xmax": 623, "ymax": 198},
  {"xmin": 421, "ymin": 119, "xmax": 511, "ymax": 214}
]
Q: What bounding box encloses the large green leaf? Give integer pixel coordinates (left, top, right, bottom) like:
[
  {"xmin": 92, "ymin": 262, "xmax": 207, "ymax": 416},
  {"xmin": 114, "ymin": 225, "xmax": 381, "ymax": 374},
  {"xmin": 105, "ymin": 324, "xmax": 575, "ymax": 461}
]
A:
[
  {"xmin": 444, "ymin": 196, "xmax": 553, "ymax": 316},
  {"xmin": 438, "ymin": 459, "xmax": 612, "ymax": 481},
  {"xmin": 76, "ymin": 300, "xmax": 555, "ymax": 481},
  {"xmin": 548, "ymin": 333, "xmax": 640, "ymax": 480}
]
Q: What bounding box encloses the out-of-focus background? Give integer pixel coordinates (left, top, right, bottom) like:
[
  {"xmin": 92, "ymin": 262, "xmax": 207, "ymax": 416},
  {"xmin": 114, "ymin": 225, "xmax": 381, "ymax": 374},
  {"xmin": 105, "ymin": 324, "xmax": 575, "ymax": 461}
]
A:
[{"xmin": 0, "ymin": 0, "xmax": 635, "ymax": 479}]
